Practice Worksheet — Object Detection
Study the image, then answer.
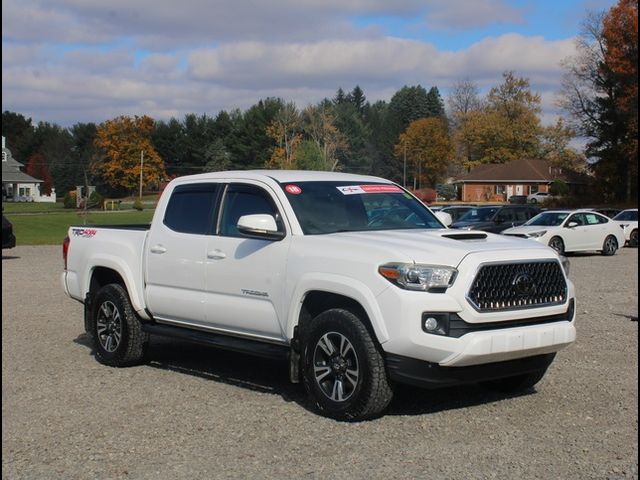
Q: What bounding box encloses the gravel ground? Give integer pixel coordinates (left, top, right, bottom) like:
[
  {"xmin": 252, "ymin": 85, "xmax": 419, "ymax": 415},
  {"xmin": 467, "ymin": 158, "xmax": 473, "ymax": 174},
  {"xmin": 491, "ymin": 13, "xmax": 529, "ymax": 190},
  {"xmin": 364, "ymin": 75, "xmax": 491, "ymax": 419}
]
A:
[{"xmin": 2, "ymin": 245, "xmax": 638, "ymax": 480}]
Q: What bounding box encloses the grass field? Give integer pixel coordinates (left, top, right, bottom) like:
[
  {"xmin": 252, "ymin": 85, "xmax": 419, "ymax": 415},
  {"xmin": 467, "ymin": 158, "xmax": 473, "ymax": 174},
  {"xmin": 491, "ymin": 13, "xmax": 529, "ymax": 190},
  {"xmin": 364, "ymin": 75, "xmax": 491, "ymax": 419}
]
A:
[{"xmin": 5, "ymin": 210, "xmax": 155, "ymax": 245}]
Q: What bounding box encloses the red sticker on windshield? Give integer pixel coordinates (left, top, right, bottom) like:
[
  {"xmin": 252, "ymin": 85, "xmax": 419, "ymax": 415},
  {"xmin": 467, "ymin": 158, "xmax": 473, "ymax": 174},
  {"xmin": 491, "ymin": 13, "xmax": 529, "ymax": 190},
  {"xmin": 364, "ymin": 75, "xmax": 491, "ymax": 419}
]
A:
[{"xmin": 285, "ymin": 184, "xmax": 302, "ymax": 195}]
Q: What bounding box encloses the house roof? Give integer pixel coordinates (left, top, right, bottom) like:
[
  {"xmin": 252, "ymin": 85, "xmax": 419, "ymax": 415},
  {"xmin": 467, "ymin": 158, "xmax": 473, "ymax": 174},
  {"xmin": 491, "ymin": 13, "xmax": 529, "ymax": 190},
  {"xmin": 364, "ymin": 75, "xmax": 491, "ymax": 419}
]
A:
[
  {"xmin": 453, "ymin": 158, "xmax": 592, "ymax": 185},
  {"xmin": 2, "ymin": 171, "xmax": 43, "ymax": 183},
  {"xmin": 2, "ymin": 143, "xmax": 43, "ymax": 184}
]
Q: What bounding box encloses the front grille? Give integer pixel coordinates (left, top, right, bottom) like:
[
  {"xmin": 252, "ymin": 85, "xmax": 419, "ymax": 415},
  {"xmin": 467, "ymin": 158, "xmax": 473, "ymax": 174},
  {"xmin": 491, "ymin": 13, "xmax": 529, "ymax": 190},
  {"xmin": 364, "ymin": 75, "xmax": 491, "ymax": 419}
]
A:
[{"xmin": 467, "ymin": 261, "xmax": 567, "ymax": 312}]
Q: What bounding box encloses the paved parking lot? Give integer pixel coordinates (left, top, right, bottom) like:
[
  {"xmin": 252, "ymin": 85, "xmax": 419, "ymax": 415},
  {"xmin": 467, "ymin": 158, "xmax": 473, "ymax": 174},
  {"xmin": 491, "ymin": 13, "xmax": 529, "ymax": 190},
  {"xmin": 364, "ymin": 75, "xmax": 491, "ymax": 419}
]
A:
[{"xmin": 2, "ymin": 245, "xmax": 638, "ymax": 479}]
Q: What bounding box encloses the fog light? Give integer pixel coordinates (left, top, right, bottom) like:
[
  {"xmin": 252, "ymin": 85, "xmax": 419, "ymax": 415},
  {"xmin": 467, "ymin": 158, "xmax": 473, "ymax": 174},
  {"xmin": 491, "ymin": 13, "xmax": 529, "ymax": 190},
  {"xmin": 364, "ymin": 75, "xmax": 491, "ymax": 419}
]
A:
[{"xmin": 424, "ymin": 317, "xmax": 439, "ymax": 331}]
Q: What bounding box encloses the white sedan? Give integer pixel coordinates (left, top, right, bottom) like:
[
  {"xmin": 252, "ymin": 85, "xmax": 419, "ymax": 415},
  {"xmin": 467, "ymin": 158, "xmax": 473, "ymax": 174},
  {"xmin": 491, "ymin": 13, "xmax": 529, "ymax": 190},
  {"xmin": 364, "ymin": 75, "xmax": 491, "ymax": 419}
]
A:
[
  {"xmin": 611, "ymin": 208, "xmax": 638, "ymax": 247},
  {"xmin": 502, "ymin": 210, "xmax": 627, "ymax": 256}
]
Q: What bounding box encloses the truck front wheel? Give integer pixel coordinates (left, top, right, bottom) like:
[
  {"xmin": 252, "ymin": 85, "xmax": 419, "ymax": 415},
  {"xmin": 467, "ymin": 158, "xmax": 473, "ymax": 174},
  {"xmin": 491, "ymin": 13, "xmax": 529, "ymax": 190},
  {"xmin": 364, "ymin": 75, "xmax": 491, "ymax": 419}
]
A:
[
  {"xmin": 90, "ymin": 284, "xmax": 148, "ymax": 367},
  {"xmin": 302, "ymin": 309, "xmax": 393, "ymax": 421}
]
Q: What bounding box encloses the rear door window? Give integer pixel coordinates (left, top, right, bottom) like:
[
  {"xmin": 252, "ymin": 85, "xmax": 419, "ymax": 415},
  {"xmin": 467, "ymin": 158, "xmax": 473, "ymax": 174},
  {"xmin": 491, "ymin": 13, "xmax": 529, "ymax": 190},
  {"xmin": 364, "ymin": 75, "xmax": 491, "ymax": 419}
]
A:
[{"xmin": 164, "ymin": 184, "xmax": 220, "ymax": 235}]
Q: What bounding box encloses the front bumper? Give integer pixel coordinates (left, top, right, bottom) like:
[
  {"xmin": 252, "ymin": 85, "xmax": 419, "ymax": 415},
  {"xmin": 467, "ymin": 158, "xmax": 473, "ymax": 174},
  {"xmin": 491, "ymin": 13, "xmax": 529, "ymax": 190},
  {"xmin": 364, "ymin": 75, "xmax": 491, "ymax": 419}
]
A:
[{"xmin": 386, "ymin": 352, "xmax": 556, "ymax": 389}]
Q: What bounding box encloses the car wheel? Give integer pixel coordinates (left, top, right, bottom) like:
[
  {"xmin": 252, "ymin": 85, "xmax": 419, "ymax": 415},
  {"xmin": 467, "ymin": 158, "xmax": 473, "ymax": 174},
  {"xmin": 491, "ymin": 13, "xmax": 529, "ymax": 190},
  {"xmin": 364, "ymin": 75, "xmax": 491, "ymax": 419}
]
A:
[
  {"xmin": 601, "ymin": 235, "xmax": 618, "ymax": 256},
  {"xmin": 302, "ymin": 308, "xmax": 393, "ymax": 421},
  {"xmin": 530, "ymin": 198, "xmax": 537, "ymax": 204},
  {"xmin": 630, "ymin": 229, "xmax": 638, "ymax": 248},
  {"xmin": 548, "ymin": 236, "xmax": 565, "ymax": 255},
  {"xmin": 90, "ymin": 284, "xmax": 149, "ymax": 367},
  {"xmin": 482, "ymin": 369, "xmax": 548, "ymax": 393}
]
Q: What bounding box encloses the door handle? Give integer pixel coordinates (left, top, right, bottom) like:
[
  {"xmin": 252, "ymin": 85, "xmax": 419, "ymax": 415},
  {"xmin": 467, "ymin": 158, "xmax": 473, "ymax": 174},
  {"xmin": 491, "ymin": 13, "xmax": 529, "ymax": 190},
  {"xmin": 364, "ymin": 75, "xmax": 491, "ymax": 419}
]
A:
[
  {"xmin": 207, "ymin": 249, "xmax": 226, "ymax": 260},
  {"xmin": 150, "ymin": 245, "xmax": 167, "ymax": 254}
]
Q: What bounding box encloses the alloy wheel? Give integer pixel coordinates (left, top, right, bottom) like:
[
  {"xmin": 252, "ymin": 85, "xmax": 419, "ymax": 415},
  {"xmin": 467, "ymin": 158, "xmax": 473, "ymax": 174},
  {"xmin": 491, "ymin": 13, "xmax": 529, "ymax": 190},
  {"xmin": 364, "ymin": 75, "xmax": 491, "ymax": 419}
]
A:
[
  {"xmin": 96, "ymin": 301, "xmax": 122, "ymax": 352},
  {"xmin": 313, "ymin": 332, "xmax": 360, "ymax": 402}
]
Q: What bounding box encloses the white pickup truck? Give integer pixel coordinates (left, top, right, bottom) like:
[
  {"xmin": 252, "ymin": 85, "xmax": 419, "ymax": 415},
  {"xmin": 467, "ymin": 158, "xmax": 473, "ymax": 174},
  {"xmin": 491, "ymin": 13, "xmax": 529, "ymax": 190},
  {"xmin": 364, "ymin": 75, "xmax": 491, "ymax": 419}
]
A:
[{"xmin": 62, "ymin": 170, "xmax": 576, "ymax": 420}]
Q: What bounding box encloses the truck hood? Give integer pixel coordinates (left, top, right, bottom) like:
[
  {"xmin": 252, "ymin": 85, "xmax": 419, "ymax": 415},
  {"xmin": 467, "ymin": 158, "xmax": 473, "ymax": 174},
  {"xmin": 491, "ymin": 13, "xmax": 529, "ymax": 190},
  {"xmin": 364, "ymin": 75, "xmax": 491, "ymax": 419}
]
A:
[{"xmin": 324, "ymin": 229, "xmax": 551, "ymax": 267}]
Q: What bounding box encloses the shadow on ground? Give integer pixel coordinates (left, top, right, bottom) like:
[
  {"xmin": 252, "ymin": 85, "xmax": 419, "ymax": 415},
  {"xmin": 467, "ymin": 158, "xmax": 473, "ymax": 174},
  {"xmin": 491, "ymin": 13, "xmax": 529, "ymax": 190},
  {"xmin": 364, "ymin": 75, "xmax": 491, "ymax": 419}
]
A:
[{"xmin": 74, "ymin": 333, "xmax": 535, "ymax": 420}]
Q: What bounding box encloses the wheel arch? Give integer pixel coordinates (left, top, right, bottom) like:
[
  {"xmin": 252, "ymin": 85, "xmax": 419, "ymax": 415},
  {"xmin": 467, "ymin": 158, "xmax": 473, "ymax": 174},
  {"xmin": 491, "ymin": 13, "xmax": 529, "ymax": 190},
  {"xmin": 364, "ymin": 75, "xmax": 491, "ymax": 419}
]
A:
[
  {"xmin": 83, "ymin": 256, "xmax": 149, "ymax": 319},
  {"xmin": 287, "ymin": 275, "xmax": 389, "ymax": 346}
]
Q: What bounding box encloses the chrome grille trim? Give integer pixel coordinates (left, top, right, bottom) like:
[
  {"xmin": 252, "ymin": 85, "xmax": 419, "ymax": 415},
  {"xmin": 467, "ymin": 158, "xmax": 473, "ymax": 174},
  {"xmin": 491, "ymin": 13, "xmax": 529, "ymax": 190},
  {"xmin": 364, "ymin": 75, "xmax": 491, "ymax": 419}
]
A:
[{"xmin": 466, "ymin": 260, "xmax": 568, "ymax": 312}]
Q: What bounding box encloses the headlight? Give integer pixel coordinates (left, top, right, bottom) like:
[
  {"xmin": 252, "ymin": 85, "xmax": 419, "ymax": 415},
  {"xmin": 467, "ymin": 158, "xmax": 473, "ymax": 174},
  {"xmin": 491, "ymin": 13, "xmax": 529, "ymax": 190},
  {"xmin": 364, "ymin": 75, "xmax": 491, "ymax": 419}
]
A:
[
  {"xmin": 560, "ymin": 256, "xmax": 570, "ymax": 277},
  {"xmin": 528, "ymin": 230, "xmax": 547, "ymax": 238},
  {"xmin": 378, "ymin": 263, "xmax": 457, "ymax": 291}
]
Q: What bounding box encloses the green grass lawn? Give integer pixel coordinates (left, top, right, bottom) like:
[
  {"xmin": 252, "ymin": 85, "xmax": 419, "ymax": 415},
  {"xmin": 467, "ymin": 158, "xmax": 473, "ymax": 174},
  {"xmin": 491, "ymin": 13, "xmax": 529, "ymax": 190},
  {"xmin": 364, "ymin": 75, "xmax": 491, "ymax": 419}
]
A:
[
  {"xmin": 2, "ymin": 202, "xmax": 66, "ymax": 214},
  {"xmin": 6, "ymin": 210, "xmax": 155, "ymax": 245}
]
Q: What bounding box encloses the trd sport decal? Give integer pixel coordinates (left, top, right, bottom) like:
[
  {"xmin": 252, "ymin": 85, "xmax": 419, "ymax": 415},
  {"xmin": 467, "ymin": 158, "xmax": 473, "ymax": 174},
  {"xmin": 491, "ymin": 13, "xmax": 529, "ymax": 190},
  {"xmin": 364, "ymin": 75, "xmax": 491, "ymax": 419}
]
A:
[{"xmin": 71, "ymin": 228, "xmax": 98, "ymax": 238}]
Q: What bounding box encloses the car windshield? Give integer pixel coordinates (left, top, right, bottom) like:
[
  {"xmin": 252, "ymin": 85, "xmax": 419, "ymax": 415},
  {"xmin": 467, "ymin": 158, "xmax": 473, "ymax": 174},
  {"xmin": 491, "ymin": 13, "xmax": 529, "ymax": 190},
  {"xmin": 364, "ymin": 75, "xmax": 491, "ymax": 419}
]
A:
[
  {"xmin": 457, "ymin": 207, "xmax": 500, "ymax": 223},
  {"xmin": 525, "ymin": 212, "xmax": 570, "ymax": 226},
  {"xmin": 280, "ymin": 181, "xmax": 443, "ymax": 234},
  {"xmin": 613, "ymin": 210, "xmax": 638, "ymax": 221}
]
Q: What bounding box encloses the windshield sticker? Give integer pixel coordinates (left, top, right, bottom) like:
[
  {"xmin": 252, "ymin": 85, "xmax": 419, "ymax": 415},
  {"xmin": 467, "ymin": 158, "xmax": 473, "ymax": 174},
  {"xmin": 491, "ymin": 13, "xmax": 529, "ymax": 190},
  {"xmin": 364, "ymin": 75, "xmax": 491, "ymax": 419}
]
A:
[
  {"xmin": 285, "ymin": 184, "xmax": 302, "ymax": 195},
  {"xmin": 337, "ymin": 185, "xmax": 402, "ymax": 195}
]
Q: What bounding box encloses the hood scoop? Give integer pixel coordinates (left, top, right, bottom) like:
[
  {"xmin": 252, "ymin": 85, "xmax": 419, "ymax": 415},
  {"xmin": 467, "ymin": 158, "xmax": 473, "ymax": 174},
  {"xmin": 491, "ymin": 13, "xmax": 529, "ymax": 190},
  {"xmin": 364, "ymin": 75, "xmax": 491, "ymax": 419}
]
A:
[{"xmin": 441, "ymin": 232, "xmax": 488, "ymax": 241}]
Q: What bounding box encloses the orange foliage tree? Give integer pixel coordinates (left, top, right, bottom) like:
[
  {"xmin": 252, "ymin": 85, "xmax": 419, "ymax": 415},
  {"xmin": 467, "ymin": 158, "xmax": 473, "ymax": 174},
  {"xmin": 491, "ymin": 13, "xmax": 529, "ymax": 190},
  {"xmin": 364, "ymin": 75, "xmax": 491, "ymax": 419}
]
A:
[
  {"xmin": 93, "ymin": 116, "xmax": 166, "ymax": 193},
  {"xmin": 394, "ymin": 117, "xmax": 454, "ymax": 189}
]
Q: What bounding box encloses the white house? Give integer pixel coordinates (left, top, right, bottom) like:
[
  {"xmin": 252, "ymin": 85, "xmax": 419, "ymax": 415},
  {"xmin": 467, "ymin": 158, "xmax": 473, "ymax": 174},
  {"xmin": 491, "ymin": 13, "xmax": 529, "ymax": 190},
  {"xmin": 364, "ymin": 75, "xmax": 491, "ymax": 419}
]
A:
[{"xmin": 2, "ymin": 136, "xmax": 56, "ymax": 203}]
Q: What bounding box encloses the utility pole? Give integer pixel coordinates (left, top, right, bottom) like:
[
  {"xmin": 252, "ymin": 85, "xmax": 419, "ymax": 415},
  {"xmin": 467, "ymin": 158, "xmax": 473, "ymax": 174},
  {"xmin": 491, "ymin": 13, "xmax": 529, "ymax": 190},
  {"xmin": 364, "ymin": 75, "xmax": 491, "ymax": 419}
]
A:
[{"xmin": 139, "ymin": 150, "xmax": 144, "ymax": 200}]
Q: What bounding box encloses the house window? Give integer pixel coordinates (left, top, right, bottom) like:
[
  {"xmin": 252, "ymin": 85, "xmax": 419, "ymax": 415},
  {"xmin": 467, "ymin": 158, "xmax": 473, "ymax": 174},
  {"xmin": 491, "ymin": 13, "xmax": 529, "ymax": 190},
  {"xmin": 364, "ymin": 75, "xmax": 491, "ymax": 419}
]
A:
[
  {"xmin": 495, "ymin": 185, "xmax": 505, "ymax": 195},
  {"xmin": 19, "ymin": 187, "xmax": 25, "ymax": 196},
  {"xmin": 529, "ymin": 185, "xmax": 539, "ymax": 194}
]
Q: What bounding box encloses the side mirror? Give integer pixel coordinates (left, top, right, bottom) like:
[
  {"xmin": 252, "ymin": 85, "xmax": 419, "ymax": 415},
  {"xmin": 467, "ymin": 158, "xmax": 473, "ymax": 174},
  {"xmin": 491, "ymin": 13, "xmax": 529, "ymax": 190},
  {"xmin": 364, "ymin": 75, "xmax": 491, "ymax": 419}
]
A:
[
  {"xmin": 566, "ymin": 221, "xmax": 579, "ymax": 228},
  {"xmin": 435, "ymin": 211, "xmax": 453, "ymax": 227},
  {"xmin": 237, "ymin": 214, "xmax": 285, "ymax": 241}
]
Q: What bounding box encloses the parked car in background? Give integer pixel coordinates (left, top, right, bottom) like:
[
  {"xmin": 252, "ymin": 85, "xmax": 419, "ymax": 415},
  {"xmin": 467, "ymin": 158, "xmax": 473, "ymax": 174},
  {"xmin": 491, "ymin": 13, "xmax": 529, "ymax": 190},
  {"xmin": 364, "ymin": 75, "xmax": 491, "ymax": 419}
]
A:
[
  {"xmin": 2, "ymin": 215, "xmax": 16, "ymax": 249},
  {"xmin": 508, "ymin": 195, "xmax": 528, "ymax": 204},
  {"xmin": 527, "ymin": 192, "xmax": 553, "ymax": 204},
  {"xmin": 588, "ymin": 207, "xmax": 622, "ymax": 219},
  {"xmin": 439, "ymin": 205, "xmax": 474, "ymax": 222},
  {"xmin": 451, "ymin": 205, "xmax": 540, "ymax": 233},
  {"xmin": 611, "ymin": 208, "xmax": 638, "ymax": 247},
  {"xmin": 502, "ymin": 210, "xmax": 626, "ymax": 256}
]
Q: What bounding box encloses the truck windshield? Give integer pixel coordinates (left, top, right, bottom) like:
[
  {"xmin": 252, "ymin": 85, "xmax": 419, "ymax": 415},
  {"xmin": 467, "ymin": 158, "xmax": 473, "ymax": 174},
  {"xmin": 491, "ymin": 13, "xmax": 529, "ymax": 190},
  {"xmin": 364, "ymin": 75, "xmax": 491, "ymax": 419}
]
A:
[{"xmin": 279, "ymin": 181, "xmax": 443, "ymax": 234}]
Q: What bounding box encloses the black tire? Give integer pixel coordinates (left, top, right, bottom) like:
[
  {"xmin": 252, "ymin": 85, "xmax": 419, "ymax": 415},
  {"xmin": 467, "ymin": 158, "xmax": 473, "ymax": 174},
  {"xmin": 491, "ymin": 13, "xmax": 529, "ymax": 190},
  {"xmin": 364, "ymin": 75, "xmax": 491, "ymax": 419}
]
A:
[
  {"xmin": 530, "ymin": 198, "xmax": 537, "ymax": 204},
  {"xmin": 482, "ymin": 369, "xmax": 547, "ymax": 393},
  {"xmin": 90, "ymin": 284, "xmax": 149, "ymax": 367},
  {"xmin": 630, "ymin": 229, "xmax": 638, "ymax": 248},
  {"xmin": 601, "ymin": 235, "xmax": 618, "ymax": 256},
  {"xmin": 548, "ymin": 236, "xmax": 565, "ymax": 255},
  {"xmin": 302, "ymin": 308, "xmax": 393, "ymax": 421}
]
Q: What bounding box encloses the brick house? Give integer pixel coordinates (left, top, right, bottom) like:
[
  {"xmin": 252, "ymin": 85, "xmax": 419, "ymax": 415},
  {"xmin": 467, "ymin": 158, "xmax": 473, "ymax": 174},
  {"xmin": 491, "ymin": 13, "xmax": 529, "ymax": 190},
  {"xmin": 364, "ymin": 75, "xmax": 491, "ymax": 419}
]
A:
[{"xmin": 452, "ymin": 158, "xmax": 592, "ymax": 203}]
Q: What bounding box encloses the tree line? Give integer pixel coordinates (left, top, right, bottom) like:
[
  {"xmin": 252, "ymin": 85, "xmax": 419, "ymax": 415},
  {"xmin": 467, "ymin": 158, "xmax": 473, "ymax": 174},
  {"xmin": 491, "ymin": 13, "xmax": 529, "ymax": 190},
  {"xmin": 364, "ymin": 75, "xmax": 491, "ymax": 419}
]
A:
[{"xmin": 2, "ymin": 0, "xmax": 636, "ymax": 203}]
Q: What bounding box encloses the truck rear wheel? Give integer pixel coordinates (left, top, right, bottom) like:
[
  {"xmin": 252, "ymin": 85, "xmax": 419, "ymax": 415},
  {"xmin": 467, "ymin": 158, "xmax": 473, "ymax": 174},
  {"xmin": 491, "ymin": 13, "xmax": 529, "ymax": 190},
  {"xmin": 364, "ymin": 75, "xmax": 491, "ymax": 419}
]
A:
[
  {"xmin": 90, "ymin": 284, "xmax": 148, "ymax": 367},
  {"xmin": 302, "ymin": 309, "xmax": 393, "ymax": 421}
]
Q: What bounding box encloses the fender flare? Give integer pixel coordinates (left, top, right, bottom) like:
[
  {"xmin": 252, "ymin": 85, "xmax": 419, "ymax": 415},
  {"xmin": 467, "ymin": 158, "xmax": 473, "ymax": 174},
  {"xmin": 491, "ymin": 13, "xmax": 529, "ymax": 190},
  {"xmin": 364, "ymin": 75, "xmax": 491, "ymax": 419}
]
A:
[{"xmin": 286, "ymin": 273, "xmax": 389, "ymax": 344}]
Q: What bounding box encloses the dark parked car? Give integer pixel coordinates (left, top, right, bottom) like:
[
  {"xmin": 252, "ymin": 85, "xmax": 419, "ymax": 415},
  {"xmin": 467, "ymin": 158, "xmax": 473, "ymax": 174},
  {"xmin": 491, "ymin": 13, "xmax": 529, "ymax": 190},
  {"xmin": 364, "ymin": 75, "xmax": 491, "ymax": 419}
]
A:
[
  {"xmin": 439, "ymin": 205, "xmax": 474, "ymax": 222},
  {"xmin": 2, "ymin": 215, "xmax": 16, "ymax": 249},
  {"xmin": 588, "ymin": 207, "xmax": 622, "ymax": 219},
  {"xmin": 508, "ymin": 195, "xmax": 528, "ymax": 204},
  {"xmin": 451, "ymin": 205, "xmax": 541, "ymax": 233}
]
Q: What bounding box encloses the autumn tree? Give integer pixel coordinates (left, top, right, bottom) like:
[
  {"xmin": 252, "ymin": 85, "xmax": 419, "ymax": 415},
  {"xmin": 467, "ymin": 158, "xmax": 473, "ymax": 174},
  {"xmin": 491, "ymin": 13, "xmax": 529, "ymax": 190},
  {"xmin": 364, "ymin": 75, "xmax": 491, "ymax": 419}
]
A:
[
  {"xmin": 93, "ymin": 115, "xmax": 166, "ymax": 195},
  {"xmin": 560, "ymin": 1, "xmax": 638, "ymax": 202},
  {"xmin": 394, "ymin": 118, "xmax": 454, "ymax": 189},
  {"xmin": 538, "ymin": 119, "xmax": 587, "ymax": 171},
  {"xmin": 25, "ymin": 153, "xmax": 54, "ymax": 194},
  {"xmin": 266, "ymin": 102, "xmax": 302, "ymax": 169},
  {"xmin": 301, "ymin": 105, "xmax": 348, "ymax": 171}
]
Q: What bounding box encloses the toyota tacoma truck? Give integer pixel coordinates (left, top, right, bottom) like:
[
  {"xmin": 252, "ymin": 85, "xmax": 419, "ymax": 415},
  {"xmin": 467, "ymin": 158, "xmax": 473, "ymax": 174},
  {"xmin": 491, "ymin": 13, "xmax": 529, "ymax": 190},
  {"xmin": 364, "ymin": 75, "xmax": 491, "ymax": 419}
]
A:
[{"xmin": 62, "ymin": 170, "xmax": 576, "ymax": 420}]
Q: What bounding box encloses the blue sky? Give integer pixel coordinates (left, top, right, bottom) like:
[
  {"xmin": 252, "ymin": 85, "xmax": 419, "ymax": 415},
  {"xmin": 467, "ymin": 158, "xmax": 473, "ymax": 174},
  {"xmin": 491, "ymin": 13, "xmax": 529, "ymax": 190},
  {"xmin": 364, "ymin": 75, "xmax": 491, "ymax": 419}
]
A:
[{"xmin": 2, "ymin": 0, "xmax": 618, "ymax": 127}]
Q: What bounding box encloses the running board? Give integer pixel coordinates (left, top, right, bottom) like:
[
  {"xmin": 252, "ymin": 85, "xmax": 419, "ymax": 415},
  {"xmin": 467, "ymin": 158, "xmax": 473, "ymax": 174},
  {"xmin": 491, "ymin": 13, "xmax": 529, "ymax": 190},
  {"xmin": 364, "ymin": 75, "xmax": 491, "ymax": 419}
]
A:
[{"xmin": 142, "ymin": 323, "xmax": 290, "ymax": 360}]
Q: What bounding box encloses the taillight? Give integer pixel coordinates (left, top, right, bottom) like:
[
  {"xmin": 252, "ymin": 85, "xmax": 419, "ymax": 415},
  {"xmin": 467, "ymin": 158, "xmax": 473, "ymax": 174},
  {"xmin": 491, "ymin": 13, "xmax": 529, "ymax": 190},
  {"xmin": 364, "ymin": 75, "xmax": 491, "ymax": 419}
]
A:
[{"xmin": 63, "ymin": 235, "xmax": 70, "ymax": 270}]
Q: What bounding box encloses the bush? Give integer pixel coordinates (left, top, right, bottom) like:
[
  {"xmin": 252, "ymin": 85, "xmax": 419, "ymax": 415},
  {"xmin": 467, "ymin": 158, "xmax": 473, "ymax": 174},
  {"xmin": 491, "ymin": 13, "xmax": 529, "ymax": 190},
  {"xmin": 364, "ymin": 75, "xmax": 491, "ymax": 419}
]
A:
[
  {"xmin": 133, "ymin": 199, "xmax": 144, "ymax": 211},
  {"xmin": 63, "ymin": 191, "xmax": 77, "ymax": 209},
  {"xmin": 87, "ymin": 191, "xmax": 104, "ymax": 209},
  {"xmin": 411, "ymin": 188, "xmax": 437, "ymax": 204},
  {"xmin": 550, "ymin": 179, "xmax": 569, "ymax": 197}
]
